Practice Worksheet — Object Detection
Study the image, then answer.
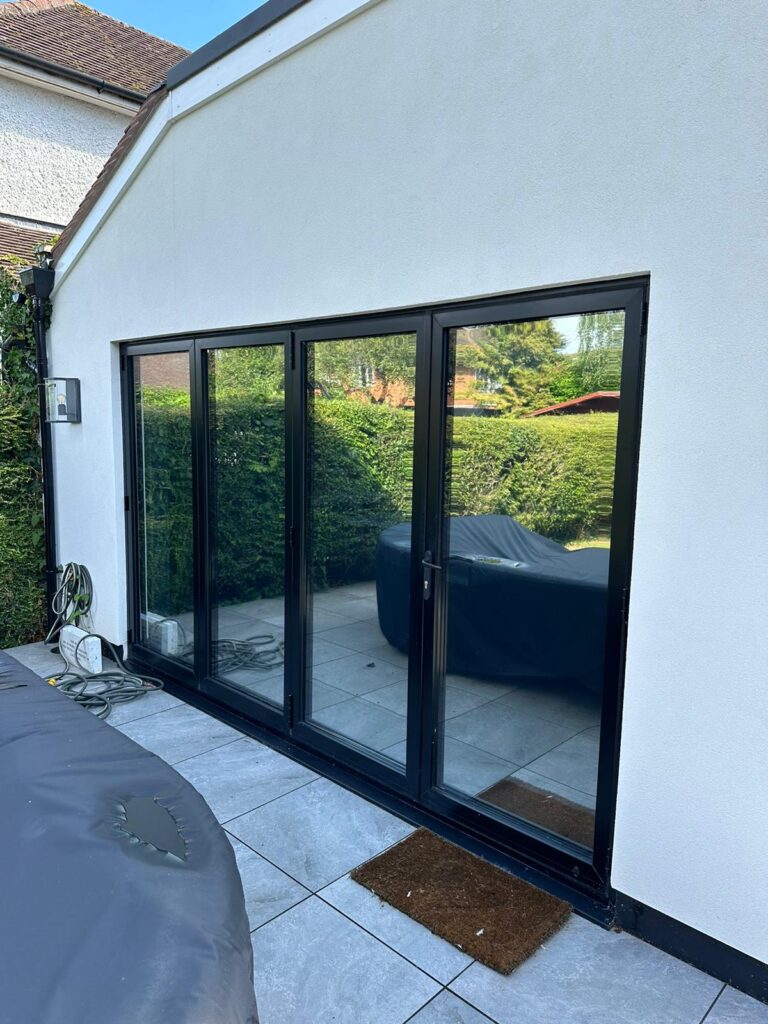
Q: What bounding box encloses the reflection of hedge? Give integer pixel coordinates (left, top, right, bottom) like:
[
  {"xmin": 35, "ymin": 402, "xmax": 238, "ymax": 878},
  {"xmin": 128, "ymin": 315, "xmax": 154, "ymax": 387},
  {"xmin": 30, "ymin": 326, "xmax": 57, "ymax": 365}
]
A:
[{"xmin": 141, "ymin": 393, "xmax": 617, "ymax": 614}]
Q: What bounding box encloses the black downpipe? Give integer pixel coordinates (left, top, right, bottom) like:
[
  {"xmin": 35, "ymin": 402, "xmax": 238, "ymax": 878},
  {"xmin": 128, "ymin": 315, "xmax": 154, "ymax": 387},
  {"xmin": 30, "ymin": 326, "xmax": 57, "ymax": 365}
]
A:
[{"xmin": 21, "ymin": 264, "xmax": 57, "ymax": 630}]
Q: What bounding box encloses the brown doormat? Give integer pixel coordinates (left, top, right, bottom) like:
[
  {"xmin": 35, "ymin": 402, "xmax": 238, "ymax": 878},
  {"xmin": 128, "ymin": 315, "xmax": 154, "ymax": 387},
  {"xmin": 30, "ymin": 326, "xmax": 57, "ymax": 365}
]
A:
[
  {"xmin": 350, "ymin": 828, "xmax": 570, "ymax": 974},
  {"xmin": 479, "ymin": 777, "xmax": 595, "ymax": 849}
]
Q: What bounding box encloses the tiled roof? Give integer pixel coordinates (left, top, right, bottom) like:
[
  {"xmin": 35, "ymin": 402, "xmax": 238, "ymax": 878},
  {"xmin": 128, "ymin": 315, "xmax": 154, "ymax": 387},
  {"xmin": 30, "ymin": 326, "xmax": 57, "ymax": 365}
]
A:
[
  {"xmin": 0, "ymin": 220, "xmax": 55, "ymax": 272},
  {"xmin": 0, "ymin": 0, "xmax": 188, "ymax": 97}
]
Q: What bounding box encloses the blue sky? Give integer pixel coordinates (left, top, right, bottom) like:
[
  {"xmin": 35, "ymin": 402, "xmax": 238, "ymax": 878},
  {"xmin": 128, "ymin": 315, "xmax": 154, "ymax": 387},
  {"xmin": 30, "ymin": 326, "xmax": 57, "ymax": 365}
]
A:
[{"xmin": 94, "ymin": 1, "xmax": 268, "ymax": 51}]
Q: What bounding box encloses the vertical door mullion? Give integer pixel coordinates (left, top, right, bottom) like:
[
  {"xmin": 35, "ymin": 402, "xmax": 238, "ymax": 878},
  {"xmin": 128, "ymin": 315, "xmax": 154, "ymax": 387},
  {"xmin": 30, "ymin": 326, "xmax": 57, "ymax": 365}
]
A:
[
  {"xmin": 285, "ymin": 332, "xmax": 305, "ymax": 732},
  {"xmin": 419, "ymin": 315, "xmax": 450, "ymax": 800},
  {"xmin": 191, "ymin": 339, "xmax": 210, "ymax": 686},
  {"xmin": 404, "ymin": 313, "xmax": 433, "ymax": 796},
  {"xmin": 120, "ymin": 352, "xmax": 140, "ymax": 647}
]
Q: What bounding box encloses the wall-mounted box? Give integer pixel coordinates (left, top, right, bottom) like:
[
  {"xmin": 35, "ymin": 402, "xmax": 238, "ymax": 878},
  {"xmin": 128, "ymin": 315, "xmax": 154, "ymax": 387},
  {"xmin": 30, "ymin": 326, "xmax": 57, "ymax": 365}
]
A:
[{"xmin": 44, "ymin": 377, "xmax": 80, "ymax": 423}]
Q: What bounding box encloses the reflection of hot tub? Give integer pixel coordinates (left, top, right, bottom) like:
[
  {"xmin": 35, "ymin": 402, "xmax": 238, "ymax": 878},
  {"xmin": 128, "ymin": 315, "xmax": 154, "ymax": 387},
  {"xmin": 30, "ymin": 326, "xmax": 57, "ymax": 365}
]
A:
[{"xmin": 376, "ymin": 515, "xmax": 609, "ymax": 692}]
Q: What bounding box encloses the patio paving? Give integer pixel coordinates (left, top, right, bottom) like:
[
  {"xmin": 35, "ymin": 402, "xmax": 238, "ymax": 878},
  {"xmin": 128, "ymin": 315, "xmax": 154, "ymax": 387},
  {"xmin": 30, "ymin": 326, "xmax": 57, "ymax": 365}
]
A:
[
  {"xmin": 6, "ymin": 641, "xmax": 767, "ymax": 1024},
  {"xmin": 203, "ymin": 579, "xmax": 604, "ymax": 837}
]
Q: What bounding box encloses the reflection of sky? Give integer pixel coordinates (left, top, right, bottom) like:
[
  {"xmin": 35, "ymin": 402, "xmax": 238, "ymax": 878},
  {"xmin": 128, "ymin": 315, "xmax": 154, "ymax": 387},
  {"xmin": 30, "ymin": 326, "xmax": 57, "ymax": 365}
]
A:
[{"xmin": 553, "ymin": 314, "xmax": 581, "ymax": 355}]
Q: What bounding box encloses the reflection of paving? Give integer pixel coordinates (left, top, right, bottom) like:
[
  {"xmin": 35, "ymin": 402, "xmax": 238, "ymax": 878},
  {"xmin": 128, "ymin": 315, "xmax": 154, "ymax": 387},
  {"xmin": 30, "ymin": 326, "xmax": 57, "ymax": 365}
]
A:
[
  {"xmin": 5, "ymin": 640, "xmax": 741, "ymax": 1024},
  {"xmin": 213, "ymin": 581, "xmax": 603, "ymax": 825}
]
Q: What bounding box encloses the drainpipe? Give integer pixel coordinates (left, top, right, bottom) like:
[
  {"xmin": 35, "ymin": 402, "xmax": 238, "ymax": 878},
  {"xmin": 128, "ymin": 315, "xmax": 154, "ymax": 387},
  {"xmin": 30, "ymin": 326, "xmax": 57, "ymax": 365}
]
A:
[{"xmin": 18, "ymin": 255, "xmax": 57, "ymax": 630}]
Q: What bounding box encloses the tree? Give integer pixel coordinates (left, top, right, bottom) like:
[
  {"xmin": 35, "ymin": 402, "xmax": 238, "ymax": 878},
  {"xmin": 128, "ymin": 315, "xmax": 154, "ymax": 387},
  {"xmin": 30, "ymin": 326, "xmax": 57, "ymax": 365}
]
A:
[
  {"xmin": 573, "ymin": 311, "xmax": 624, "ymax": 392},
  {"xmin": 456, "ymin": 318, "xmax": 566, "ymax": 413},
  {"xmin": 310, "ymin": 334, "xmax": 416, "ymax": 405}
]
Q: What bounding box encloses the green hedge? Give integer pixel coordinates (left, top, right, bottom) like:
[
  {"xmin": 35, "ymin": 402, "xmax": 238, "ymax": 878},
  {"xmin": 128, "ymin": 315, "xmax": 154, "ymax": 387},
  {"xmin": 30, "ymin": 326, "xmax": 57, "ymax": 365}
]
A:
[
  {"xmin": 140, "ymin": 392, "xmax": 617, "ymax": 614},
  {"xmin": 0, "ymin": 388, "xmax": 46, "ymax": 646},
  {"xmin": 0, "ymin": 267, "xmax": 46, "ymax": 648}
]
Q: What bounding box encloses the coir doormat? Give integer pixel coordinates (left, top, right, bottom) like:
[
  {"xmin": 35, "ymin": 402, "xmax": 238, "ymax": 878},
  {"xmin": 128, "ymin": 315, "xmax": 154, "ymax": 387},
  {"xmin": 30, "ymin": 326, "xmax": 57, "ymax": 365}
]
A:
[
  {"xmin": 351, "ymin": 828, "xmax": 571, "ymax": 974},
  {"xmin": 478, "ymin": 777, "xmax": 595, "ymax": 849}
]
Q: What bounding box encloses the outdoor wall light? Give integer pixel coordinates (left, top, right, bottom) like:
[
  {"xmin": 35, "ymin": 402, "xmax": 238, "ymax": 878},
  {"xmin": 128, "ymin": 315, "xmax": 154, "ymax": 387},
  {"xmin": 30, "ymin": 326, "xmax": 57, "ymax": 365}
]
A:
[{"xmin": 44, "ymin": 377, "xmax": 81, "ymax": 423}]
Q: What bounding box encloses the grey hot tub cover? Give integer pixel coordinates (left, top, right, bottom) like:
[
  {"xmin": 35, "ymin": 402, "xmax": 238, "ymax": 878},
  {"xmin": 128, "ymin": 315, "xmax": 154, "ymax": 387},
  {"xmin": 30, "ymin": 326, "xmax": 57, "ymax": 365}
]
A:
[{"xmin": 0, "ymin": 649, "xmax": 258, "ymax": 1024}]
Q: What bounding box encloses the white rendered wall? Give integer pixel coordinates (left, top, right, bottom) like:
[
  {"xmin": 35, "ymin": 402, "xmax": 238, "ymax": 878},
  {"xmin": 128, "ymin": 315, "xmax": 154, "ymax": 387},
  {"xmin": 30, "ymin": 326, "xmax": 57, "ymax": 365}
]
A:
[
  {"xmin": 48, "ymin": 0, "xmax": 768, "ymax": 958},
  {"xmin": 0, "ymin": 74, "xmax": 131, "ymax": 225}
]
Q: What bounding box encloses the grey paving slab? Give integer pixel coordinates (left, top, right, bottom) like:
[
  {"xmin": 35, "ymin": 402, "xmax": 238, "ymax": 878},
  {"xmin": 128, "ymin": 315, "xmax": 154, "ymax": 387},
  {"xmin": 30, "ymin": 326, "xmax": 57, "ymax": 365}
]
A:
[
  {"xmin": 367, "ymin": 641, "xmax": 410, "ymax": 669},
  {"xmin": 174, "ymin": 736, "xmax": 318, "ymax": 823},
  {"xmin": 228, "ymin": 597, "xmax": 286, "ymax": 620},
  {"xmin": 115, "ymin": 702, "xmax": 242, "ymax": 765},
  {"xmin": 221, "ymin": 668, "xmax": 284, "ymax": 705},
  {"xmin": 104, "ymin": 688, "xmax": 182, "ymax": 726},
  {"xmin": 274, "ymin": 607, "xmax": 356, "ymax": 632},
  {"xmin": 445, "ymin": 701, "xmax": 575, "ymax": 767},
  {"xmin": 227, "ymin": 777, "xmax": 414, "ymax": 890},
  {"xmin": 496, "ymin": 680, "xmax": 601, "ymax": 731},
  {"xmin": 313, "ymin": 695, "xmax": 407, "ymax": 751},
  {"xmin": 408, "ymin": 991, "xmax": 495, "ymax": 1024},
  {"xmin": 320, "ymin": 874, "xmax": 472, "ymax": 985},
  {"xmin": 308, "ymin": 680, "xmax": 353, "ymax": 711},
  {"xmin": 313, "ymin": 593, "xmax": 379, "ymax": 620},
  {"xmin": 229, "ymin": 836, "xmax": 310, "ymax": 932},
  {"xmin": 313, "ymin": 651, "xmax": 406, "ymax": 694},
  {"xmin": 445, "ymin": 673, "xmax": 517, "ymax": 701},
  {"xmin": 382, "ymin": 736, "xmax": 518, "ymax": 795},
  {"xmin": 510, "ymin": 767, "xmax": 595, "ymax": 810},
  {"xmin": 525, "ymin": 727, "xmax": 600, "ymax": 796},
  {"xmin": 318, "ymin": 618, "xmax": 388, "ymax": 652},
  {"xmin": 5, "ymin": 642, "xmax": 65, "ymax": 678},
  {"xmin": 705, "ymin": 987, "xmax": 768, "ymax": 1023},
  {"xmin": 251, "ymin": 896, "xmax": 439, "ymax": 1024},
  {"xmin": 450, "ymin": 914, "xmax": 722, "ymax": 1024},
  {"xmin": 310, "ymin": 635, "xmax": 356, "ymax": 665},
  {"xmin": 364, "ymin": 680, "xmax": 492, "ymax": 719}
]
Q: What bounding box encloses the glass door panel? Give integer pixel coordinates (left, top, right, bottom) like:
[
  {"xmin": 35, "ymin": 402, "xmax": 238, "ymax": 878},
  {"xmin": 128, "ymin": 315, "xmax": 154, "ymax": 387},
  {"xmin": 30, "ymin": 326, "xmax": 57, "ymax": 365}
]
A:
[
  {"xmin": 132, "ymin": 351, "xmax": 196, "ymax": 666},
  {"xmin": 208, "ymin": 343, "xmax": 286, "ymax": 706},
  {"xmin": 304, "ymin": 333, "xmax": 418, "ymax": 769},
  {"xmin": 436, "ymin": 310, "xmax": 626, "ymax": 850}
]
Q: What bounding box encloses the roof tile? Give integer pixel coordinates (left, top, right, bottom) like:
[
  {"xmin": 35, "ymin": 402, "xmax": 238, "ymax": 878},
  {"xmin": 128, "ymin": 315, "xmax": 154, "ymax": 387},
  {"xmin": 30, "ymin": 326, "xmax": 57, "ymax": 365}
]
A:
[{"xmin": 0, "ymin": 0, "xmax": 188, "ymax": 96}]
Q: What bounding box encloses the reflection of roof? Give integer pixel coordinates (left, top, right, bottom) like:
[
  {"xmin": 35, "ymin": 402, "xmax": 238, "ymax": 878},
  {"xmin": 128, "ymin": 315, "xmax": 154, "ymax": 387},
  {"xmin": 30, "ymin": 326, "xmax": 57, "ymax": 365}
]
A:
[
  {"xmin": 528, "ymin": 391, "xmax": 620, "ymax": 417},
  {"xmin": 0, "ymin": 0, "xmax": 188, "ymax": 100},
  {"xmin": 0, "ymin": 220, "xmax": 54, "ymax": 271}
]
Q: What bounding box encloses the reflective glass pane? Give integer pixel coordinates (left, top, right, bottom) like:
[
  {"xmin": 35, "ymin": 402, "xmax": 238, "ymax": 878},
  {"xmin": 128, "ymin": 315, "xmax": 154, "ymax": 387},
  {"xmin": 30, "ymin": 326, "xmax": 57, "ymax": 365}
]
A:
[
  {"xmin": 305, "ymin": 334, "xmax": 417, "ymax": 769},
  {"xmin": 437, "ymin": 310, "xmax": 625, "ymax": 849},
  {"xmin": 133, "ymin": 351, "xmax": 195, "ymax": 663},
  {"xmin": 208, "ymin": 344, "xmax": 285, "ymax": 705}
]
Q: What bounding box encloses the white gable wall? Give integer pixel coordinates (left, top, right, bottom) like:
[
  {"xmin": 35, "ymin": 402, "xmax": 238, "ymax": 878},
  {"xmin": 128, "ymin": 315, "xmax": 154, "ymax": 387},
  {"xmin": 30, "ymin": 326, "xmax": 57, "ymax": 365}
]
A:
[{"xmin": 48, "ymin": 0, "xmax": 768, "ymax": 960}]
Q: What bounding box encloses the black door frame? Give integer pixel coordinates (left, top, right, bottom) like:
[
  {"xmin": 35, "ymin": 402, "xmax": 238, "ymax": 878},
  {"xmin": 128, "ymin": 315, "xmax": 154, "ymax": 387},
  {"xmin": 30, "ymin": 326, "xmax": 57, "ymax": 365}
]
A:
[{"xmin": 120, "ymin": 275, "xmax": 649, "ymax": 902}]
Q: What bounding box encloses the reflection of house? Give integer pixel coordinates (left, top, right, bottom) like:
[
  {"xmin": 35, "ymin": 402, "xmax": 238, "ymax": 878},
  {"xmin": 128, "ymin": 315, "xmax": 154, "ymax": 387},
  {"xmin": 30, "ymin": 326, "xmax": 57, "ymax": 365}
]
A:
[
  {"xmin": 0, "ymin": 0, "xmax": 187, "ymax": 270},
  {"xmin": 528, "ymin": 391, "xmax": 620, "ymax": 416}
]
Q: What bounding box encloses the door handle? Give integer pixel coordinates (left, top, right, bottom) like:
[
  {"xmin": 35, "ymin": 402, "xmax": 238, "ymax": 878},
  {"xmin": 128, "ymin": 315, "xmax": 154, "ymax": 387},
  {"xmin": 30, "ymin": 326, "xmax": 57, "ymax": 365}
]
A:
[{"xmin": 422, "ymin": 551, "xmax": 442, "ymax": 600}]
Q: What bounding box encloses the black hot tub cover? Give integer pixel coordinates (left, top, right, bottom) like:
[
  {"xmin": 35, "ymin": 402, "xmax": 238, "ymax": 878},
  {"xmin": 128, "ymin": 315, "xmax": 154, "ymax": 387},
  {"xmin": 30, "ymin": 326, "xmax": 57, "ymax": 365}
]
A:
[
  {"xmin": 376, "ymin": 515, "xmax": 610, "ymax": 691},
  {"xmin": 0, "ymin": 650, "xmax": 258, "ymax": 1024}
]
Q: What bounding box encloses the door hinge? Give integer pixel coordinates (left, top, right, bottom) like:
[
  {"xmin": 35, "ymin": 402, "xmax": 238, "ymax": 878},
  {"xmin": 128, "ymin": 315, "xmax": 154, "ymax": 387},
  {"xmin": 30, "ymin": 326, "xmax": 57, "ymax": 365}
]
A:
[
  {"xmin": 641, "ymin": 301, "xmax": 649, "ymax": 335},
  {"xmin": 289, "ymin": 524, "xmax": 295, "ymax": 548},
  {"xmin": 124, "ymin": 494, "xmax": 130, "ymax": 512},
  {"xmin": 287, "ymin": 693, "xmax": 294, "ymax": 729},
  {"xmin": 290, "ymin": 336, "xmax": 296, "ymax": 371}
]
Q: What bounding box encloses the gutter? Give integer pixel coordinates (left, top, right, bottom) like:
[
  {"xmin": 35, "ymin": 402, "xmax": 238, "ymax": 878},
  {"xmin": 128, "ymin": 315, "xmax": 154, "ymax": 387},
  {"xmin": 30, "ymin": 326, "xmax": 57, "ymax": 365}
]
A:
[{"xmin": 0, "ymin": 44, "xmax": 146, "ymax": 104}]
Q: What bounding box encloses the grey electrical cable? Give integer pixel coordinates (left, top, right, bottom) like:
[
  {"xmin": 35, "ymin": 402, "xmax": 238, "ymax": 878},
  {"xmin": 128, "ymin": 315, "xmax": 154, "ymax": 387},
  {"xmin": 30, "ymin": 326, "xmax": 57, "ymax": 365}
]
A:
[
  {"xmin": 45, "ymin": 562, "xmax": 93, "ymax": 643},
  {"xmin": 51, "ymin": 631, "xmax": 165, "ymax": 720}
]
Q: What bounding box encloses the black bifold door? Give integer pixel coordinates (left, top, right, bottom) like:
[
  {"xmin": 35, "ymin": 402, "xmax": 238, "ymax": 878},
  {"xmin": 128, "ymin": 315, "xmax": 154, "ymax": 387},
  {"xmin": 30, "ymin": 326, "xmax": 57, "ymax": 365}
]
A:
[{"xmin": 122, "ymin": 278, "xmax": 647, "ymax": 896}]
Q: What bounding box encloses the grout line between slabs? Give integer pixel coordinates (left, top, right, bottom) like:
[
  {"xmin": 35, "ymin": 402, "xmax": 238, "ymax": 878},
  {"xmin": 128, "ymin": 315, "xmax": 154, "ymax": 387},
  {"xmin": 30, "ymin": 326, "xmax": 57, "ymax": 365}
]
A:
[{"xmin": 698, "ymin": 984, "xmax": 727, "ymax": 1024}]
